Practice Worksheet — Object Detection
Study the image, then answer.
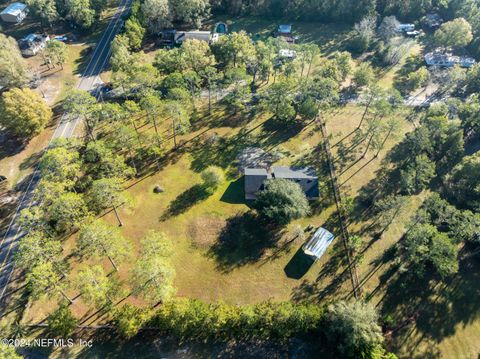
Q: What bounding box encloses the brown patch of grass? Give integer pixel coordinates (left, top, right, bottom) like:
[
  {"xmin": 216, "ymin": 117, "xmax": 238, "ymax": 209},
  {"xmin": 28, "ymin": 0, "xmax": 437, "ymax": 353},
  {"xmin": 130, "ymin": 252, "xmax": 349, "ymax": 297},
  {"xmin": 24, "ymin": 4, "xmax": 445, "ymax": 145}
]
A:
[{"xmin": 187, "ymin": 216, "xmax": 227, "ymax": 249}]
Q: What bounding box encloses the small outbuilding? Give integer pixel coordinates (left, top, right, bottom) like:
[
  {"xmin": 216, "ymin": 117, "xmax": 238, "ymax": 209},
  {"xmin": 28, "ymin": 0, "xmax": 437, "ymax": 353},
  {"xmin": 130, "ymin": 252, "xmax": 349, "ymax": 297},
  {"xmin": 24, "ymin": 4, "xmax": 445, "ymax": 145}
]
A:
[
  {"xmin": 277, "ymin": 24, "xmax": 292, "ymax": 36},
  {"xmin": 214, "ymin": 22, "xmax": 228, "ymax": 34},
  {"xmin": 274, "ymin": 24, "xmax": 295, "ymax": 44},
  {"xmin": 302, "ymin": 227, "xmax": 335, "ymax": 260},
  {"xmin": 0, "ymin": 2, "xmax": 28, "ymax": 23}
]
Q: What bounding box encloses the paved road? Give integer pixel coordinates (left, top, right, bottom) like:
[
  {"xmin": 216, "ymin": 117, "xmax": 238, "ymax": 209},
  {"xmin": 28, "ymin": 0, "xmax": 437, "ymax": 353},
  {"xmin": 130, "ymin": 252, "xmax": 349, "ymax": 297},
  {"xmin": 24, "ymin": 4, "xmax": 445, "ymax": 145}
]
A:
[{"xmin": 0, "ymin": 0, "xmax": 133, "ymax": 306}]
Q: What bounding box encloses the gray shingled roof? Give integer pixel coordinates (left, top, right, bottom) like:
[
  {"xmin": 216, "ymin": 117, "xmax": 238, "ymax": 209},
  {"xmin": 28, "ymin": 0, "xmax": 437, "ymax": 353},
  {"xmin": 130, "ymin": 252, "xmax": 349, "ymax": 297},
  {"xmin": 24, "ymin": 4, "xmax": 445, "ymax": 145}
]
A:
[
  {"xmin": 272, "ymin": 166, "xmax": 317, "ymax": 179},
  {"xmin": 245, "ymin": 168, "xmax": 269, "ymax": 176}
]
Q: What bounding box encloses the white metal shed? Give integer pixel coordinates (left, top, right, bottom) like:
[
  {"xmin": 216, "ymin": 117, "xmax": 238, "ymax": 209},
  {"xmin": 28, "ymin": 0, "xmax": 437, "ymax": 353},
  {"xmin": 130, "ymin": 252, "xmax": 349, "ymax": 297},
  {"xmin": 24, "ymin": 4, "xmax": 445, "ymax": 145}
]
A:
[
  {"xmin": 0, "ymin": 3, "xmax": 27, "ymax": 23},
  {"xmin": 302, "ymin": 227, "xmax": 335, "ymax": 260}
]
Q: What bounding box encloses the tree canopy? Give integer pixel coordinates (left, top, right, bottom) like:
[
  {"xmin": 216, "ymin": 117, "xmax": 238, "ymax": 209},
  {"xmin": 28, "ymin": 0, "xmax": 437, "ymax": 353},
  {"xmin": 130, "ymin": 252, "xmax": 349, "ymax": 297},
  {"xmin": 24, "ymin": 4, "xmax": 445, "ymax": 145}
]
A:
[
  {"xmin": 0, "ymin": 34, "xmax": 31, "ymax": 89},
  {"xmin": 434, "ymin": 17, "xmax": 473, "ymax": 49},
  {"xmin": 0, "ymin": 88, "xmax": 52, "ymax": 139},
  {"xmin": 253, "ymin": 179, "xmax": 310, "ymax": 225},
  {"xmin": 323, "ymin": 301, "xmax": 384, "ymax": 359},
  {"xmin": 399, "ymin": 223, "xmax": 458, "ymax": 279}
]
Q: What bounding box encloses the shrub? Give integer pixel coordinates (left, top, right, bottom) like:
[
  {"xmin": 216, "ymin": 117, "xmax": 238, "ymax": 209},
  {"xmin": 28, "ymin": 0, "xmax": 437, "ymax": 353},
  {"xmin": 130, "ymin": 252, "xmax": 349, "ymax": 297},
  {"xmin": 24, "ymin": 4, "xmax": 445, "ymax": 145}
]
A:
[
  {"xmin": 323, "ymin": 301, "xmax": 384, "ymax": 358},
  {"xmin": 200, "ymin": 166, "xmax": 225, "ymax": 190},
  {"xmin": 148, "ymin": 298, "xmax": 323, "ymax": 340},
  {"xmin": 114, "ymin": 304, "xmax": 152, "ymax": 338},
  {"xmin": 47, "ymin": 303, "xmax": 77, "ymax": 337},
  {"xmin": 352, "ymin": 63, "xmax": 375, "ymax": 88}
]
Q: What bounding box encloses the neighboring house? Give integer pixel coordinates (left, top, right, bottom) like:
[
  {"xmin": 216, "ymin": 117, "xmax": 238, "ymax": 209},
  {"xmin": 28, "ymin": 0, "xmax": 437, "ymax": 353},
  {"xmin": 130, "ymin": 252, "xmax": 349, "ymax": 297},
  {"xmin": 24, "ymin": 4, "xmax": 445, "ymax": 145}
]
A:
[
  {"xmin": 278, "ymin": 49, "xmax": 297, "ymax": 59},
  {"xmin": 424, "ymin": 13, "xmax": 443, "ymax": 29},
  {"xmin": 159, "ymin": 29, "xmax": 219, "ymax": 45},
  {"xmin": 19, "ymin": 34, "xmax": 50, "ymax": 56},
  {"xmin": 0, "ymin": 2, "xmax": 27, "ymax": 23},
  {"xmin": 425, "ymin": 51, "xmax": 476, "ymax": 68},
  {"xmin": 303, "ymin": 227, "xmax": 335, "ymax": 260},
  {"xmin": 175, "ymin": 31, "xmax": 219, "ymax": 44},
  {"xmin": 244, "ymin": 166, "xmax": 319, "ymax": 200}
]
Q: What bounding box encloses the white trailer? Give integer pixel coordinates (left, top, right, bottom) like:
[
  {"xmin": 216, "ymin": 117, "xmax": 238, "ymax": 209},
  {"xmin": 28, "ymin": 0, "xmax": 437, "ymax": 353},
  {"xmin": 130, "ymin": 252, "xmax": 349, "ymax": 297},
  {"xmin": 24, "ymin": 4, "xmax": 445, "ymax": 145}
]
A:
[
  {"xmin": 174, "ymin": 31, "xmax": 219, "ymax": 45},
  {"xmin": 397, "ymin": 23, "xmax": 415, "ymax": 32}
]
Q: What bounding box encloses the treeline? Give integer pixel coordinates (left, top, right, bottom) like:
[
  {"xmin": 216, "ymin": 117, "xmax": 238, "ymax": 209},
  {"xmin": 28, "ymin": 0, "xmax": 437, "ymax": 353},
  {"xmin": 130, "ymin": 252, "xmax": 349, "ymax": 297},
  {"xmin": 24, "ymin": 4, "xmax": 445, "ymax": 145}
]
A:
[
  {"xmin": 113, "ymin": 299, "xmax": 394, "ymax": 359},
  {"xmin": 361, "ymin": 104, "xmax": 480, "ymax": 281},
  {"xmin": 25, "ymin": 0, "xmax": 107, "ymax": 29},
  {"xmin": 212, "ymin": 0, "xmax": 476, "ymax": 24}
]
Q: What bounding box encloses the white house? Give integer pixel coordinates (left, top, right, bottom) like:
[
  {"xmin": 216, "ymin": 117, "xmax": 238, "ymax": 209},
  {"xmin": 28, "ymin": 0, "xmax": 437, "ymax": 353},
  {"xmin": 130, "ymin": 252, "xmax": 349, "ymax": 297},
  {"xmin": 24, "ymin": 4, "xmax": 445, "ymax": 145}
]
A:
[
  {"xmin": 18, "ymin": 34, "xmax": 50, "ymax": 56},
  {"xmin": 278, "ymin": 49, "xmax": 297, "ymax": 59},
  {"xmin": 396, "ymin": 23, "xmax": 415, "ymax": 32},
  {"xmin": 425, "ymin": 51, "xmax": 476, "ymax": 68},
  {"xmin": 0, "ymin": 2, "xmax": 28, "ymax": 23},
  {"xmin": 174, "ymin": 31, "xmax": 219, "ymax": 45}
]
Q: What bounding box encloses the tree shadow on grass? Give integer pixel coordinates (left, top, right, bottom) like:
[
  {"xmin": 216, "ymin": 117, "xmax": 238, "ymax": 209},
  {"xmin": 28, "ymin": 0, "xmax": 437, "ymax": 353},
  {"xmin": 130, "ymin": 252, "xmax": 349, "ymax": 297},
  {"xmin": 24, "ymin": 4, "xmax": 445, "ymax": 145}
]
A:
[
  {"xmin": 19, "ymin": 150, "xmax": 44, "ymax": 171},
  {"xmin": 208, "ymin": 212, "xmax": 285, "ymax": 272},
  {"xmin": 189, "ymin": 131, "xmax": 256, "ymax": 176},
  {"xmin": 161, "ymin": 184, "xmax": 211, "ymax": 220},
  {"xmin": 256, "ymin": 117, "xmax": 305, "ymax": 152}
]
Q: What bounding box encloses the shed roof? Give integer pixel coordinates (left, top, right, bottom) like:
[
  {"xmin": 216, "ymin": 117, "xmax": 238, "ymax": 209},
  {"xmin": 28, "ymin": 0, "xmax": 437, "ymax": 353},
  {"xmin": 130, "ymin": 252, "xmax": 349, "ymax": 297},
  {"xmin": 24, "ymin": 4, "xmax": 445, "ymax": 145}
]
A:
[
  {"xmin": 272, "ymin": 166, "xmax": 317, "ymax": 179},
  {"xmin": 1, "ymin": 2, "xmax": 27, "ymax": 15},
  {"xmin": 278, "ymin": 24, "xmax": 292, "ymax": 34},
  {"xmin": 303, "ymin": 228, "xmax": 335, "ymax": 259}
]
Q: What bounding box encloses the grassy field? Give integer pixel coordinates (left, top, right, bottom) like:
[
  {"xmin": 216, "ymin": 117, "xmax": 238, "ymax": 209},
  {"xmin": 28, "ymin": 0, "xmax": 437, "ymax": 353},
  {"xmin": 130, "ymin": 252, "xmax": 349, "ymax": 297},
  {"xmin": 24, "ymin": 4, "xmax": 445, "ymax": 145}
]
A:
[{"xmin": 4, "ymin": 14, "xmax": 480, "ymax": 359}]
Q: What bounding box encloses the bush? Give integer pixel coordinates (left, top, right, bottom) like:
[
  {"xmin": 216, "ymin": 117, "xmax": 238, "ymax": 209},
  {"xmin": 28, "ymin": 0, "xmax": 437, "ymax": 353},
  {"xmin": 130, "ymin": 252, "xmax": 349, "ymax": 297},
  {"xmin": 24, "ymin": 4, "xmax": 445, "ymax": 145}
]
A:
[
  {"xmin": 323, "ymin": 301, "xmax": 384, "ymax": 359},
  {"xmin": 200, "ymin": 166, "xmax": 225, "ymax": 190},
  {"xmin": 0, "ymin": 343, "xmax": 22, "ymax": 358},
  {"xmin": 352, "ymin": 63, "xmax": 375, "ymax": 88},
  {"xmin": 148, "ymin": 298, "xmax": 323, "ymax": 340},
  {"xmin": 114, "ymin": 304, "xmax": 152, "ymax": 338},
  {"xmin": 112, "ymin": 299, "xmax": 390, "ymax": 356},
  {"xmin": 395, "ymin": 68, "xmax": 429, "ymax": 95},
  {"xmin": 47, "ymin": 303, "xmax": 77, "ymax": 337}
]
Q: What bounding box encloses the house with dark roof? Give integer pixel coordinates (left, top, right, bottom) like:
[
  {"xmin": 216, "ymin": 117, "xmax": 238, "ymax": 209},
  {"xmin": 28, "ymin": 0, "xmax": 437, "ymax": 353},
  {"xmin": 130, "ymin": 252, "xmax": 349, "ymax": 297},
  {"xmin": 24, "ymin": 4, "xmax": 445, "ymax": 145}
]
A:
[{"xmin": 244, "ymin": 166, "xmax": 319, "ymax": 200}]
